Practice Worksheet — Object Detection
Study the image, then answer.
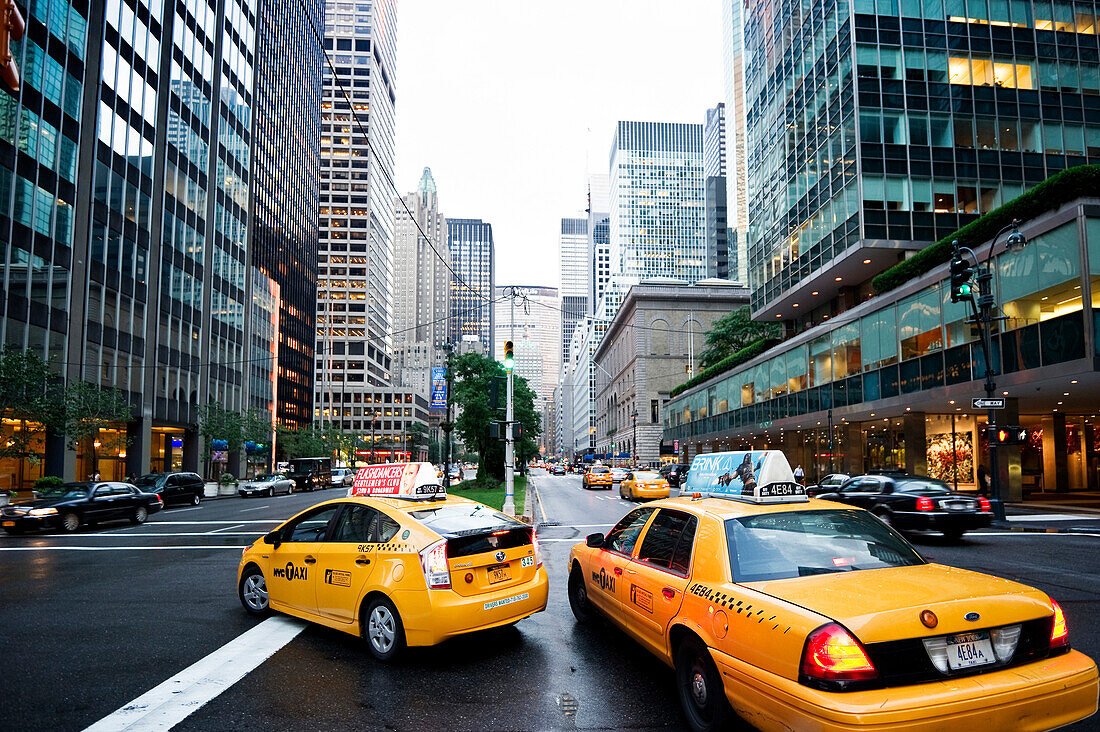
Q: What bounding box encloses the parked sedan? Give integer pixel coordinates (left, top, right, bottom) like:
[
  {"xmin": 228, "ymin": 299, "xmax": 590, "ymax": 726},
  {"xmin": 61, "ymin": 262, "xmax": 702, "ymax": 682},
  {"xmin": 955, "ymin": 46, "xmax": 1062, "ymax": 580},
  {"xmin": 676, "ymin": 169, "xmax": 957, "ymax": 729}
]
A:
[
  {"xmin": 330, "ymin": 468, "xmax": 354, "ymax": 488},
  {"xmin": 1, "ymin": 482, "xmax": 163, "ymax": 534},
  {"xmin": 133, "ymin": 472, "xmax": 205, "ymax": 506},
  {"xmin": 238, "ymin": 474, "xmax": 295, "ymax": 498},
  {"xmin": 817, "ymin": 474, "xmax": 993, "ymax": 540},
  {"xmin": 805, "ymin": 472, "xmax": 851, "ymax": 497}
]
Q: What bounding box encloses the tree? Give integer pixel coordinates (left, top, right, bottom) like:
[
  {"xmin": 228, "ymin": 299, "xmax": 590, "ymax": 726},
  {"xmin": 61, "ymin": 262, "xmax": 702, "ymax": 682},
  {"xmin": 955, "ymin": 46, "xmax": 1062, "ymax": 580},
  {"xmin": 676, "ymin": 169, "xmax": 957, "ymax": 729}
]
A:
[
  {"xmin": 0, "ymin": 345, "xmax": 65, "ymax": 469},
  {"xmin": 698, "ymin": 306, "xmax": 783, "ymax": 369},
  {"xmin": 406, "ymin": 422, "xmax": 429, "ymax": 460},
  {"xmin": 63, "ymin": 381, "xmax": 133, "ymax": 477},
  {"xmin": 452, "ymin": 352, "xmax": 541, "ymax": 482},
  {"xmin": 276, "ymin": 425, "xmax": 330, "ymax": 460},
  {"xmin": 197, "ymin": 402, "xmax": 243, "ymax": 462}
]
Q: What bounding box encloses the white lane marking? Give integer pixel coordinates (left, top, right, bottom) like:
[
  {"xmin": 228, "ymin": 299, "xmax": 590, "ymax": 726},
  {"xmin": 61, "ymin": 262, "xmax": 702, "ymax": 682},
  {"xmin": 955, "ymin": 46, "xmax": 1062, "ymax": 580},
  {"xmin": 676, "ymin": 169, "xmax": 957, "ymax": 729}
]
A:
[
  {"xmin": 0, "ymin": 545, "xmax": 246, "ymax": 551},
  {"xmin": 238, "ymin": 505, "xmax": 270, "ymax": 513},
  {"xmin": 538, "ymin": 538, "xmax": 586, "ymax": 543},
  {"xmin": 144, "ymin": 520, "xmax": 280, "ymax": 525},
  {"xmin": 539, "ymin": 524, "xmax": 615, "ymax": 529},
  {"xmin": 83, "ymin": 615, "xmax": 307, "ymax": 732},
  {"xmin": 208, "ymin": 524, "xmax": 246, "ymax": 534},
  {"xmin": 1006, "ymin": 514, "xmax": 1100, "ymax": 522},
  {"xmin": 973, "ymin": 532, "xmax": 1100, "ymax": 538},
  {"xmin": 165, "ymin": 507, "xmax": 202, "ymax": 513},
  {"xmin": 77, "ymin": 532, "xmax": 261, "ymax": 537}
]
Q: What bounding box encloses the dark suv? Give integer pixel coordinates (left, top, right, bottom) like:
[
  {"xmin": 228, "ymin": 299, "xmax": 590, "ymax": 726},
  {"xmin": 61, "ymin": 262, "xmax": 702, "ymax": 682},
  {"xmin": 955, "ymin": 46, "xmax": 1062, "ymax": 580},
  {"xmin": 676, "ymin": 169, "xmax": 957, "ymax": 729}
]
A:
[
  {"xmin": 133, "ymin": 472, "xmax": 205, "ymax": 506},
  {"xmin": 287, "ymin": 457, "xmax": 332, "ymax": 492},
  {"xmin": 660, "ymin": 463, "xmax": 689, "ymax": 488}
]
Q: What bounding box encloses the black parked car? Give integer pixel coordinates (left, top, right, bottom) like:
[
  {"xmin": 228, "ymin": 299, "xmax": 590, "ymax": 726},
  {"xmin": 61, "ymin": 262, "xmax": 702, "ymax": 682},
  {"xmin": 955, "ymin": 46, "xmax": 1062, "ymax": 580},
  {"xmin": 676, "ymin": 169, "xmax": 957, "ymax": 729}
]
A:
[
  {"xmin": 816, "ymin": 474, "xmax": 992, "ymax": 540},
  {"xmin": 805, "ymin": 473, "xmax": 851, "ymax": 497},
  {"xmin": 660, "ymin": 463, "xmax": 689, "ymax": 489},
  {"xmin": 133, "ymin": 472, "xmax": 205, "ymax": 506},
  {"xmin": 1, "ymin": 482, "xmax": 163, "ymax": 534}
]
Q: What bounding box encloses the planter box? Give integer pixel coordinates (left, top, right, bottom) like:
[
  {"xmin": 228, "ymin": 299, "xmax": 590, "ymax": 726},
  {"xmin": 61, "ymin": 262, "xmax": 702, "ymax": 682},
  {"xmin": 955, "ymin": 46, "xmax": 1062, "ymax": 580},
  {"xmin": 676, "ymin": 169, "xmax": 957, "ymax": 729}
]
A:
[{"xmin": 217, "ymin": 482, "xmax": 237, "ymax": 496}]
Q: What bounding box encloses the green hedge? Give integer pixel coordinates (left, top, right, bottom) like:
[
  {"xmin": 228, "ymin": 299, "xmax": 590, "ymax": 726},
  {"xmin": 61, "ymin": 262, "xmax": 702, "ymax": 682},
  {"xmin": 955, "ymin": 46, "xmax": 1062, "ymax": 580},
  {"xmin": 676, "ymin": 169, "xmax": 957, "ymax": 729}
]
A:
[
  {"xmin": 669, "ymin": 338, "xmax": 778, "ymax": 398},
  {"xmin": 872, "ymin": 164, "xmax": 1100, "ymax": 295}
]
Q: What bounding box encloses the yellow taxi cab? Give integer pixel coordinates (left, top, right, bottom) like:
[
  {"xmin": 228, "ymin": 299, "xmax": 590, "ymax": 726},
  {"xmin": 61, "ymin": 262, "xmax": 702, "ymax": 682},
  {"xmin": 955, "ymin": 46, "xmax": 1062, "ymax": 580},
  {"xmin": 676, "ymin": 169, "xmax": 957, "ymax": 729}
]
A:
[
  {"xmin": 583, "ymin": 464, "xmax": 613, "ymax": 490},
  {"xmin": 619, "ymin": 470, "xmax": 671, "ymax": 501},
  {"xmin": 238, "ymin": 461, "xmax": 548, "ymax": 661},
  {"xmin": 567, "ymin": 450, "xmax": 1098, "ymax": 732}
]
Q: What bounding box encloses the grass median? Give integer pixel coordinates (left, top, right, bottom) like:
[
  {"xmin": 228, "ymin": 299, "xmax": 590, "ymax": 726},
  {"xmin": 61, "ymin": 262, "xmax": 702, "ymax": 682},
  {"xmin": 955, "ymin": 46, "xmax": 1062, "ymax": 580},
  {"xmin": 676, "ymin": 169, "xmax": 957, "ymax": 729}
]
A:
[{"xmin": 451, "ymin": 474, "xmax": 526, "ymax": 516}]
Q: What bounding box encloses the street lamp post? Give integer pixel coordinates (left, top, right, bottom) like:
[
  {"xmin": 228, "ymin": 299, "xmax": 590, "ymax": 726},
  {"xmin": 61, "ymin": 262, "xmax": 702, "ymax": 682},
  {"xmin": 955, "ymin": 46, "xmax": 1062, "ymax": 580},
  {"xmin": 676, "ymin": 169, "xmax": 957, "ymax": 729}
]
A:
[
  {"xmin": 951, "ymin": 219, "xmax": 1026, "ymax": 522},
  {"xmin": 631, "ymin": 409, "xmax": 638, "ymax": 466}
]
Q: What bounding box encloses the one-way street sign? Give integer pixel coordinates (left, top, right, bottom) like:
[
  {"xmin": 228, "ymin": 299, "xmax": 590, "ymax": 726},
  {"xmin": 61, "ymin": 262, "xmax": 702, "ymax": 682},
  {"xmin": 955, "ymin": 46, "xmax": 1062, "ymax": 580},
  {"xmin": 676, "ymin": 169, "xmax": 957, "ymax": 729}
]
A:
[{"xmin": 972, "ymin": 397, "xmax": 1006, "ymax": 409}]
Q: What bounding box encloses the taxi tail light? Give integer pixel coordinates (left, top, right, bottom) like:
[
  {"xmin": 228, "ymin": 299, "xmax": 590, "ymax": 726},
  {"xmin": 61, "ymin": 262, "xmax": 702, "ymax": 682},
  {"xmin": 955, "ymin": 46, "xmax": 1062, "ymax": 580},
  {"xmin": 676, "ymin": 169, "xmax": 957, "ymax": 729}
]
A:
[
  {"xmin": 915, "ymin": 496, "xmax": 935, "ymax": 511},
  {"xmin": 531, "ymin": 529, "xmax": 543, "ymax": 568},
  {"xmin": 978, "ymin": 497, "xmax": 991, "ymax": 512},
  {"xmin": 419, "ymin": 539, "xmax": 451, "ymax": 589},
  {"xmin": 1050, "ymin": 599, "xmax": 1069, "ymax": 649},
  {"xmin": 800, "ymin": 623, "xmax": 877, "ymax": 683}
]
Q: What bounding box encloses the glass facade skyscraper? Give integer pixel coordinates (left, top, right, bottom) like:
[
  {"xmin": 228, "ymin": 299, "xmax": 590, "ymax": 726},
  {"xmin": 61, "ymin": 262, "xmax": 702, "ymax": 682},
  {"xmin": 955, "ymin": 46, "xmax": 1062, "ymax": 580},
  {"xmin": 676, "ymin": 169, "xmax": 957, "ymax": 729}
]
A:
[
  {"xmin": 559, "ymin": 216, "xmax": 587, "ymax": 365},
  {"xmin": 744, "ymin": 0, "xmax": 1100, "ymax": 320},
  {"xmin": 448, "ymin": 218, "xmax": 495, "ymax": 352},
  {"xmin": 703, "ymin": 103, "xmax": 731, "ymax": 280},
  {"xmin": 252, "ymin": 0, "xmax": 323, "ymax": 428}
]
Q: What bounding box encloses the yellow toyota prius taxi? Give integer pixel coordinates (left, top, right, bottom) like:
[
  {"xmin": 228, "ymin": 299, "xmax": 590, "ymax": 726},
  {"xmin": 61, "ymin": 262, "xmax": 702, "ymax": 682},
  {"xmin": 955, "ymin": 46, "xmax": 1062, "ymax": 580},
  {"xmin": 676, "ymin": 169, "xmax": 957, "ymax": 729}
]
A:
[
  {"xmin": 567, "ymin": 450, "xmax": 1098, "ymax": 732},
  {"xmin": 238, "ymin": 462, "xmax": 548, "ymax": 660}
]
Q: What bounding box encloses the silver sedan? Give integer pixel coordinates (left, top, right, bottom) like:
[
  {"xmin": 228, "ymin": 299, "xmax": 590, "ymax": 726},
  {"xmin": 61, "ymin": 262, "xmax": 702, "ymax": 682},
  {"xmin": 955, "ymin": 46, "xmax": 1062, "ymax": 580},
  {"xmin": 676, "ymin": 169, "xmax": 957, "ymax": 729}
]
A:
[{"xmin": 238, "ymin": 474, "xmax": 295, "ymax": 498}]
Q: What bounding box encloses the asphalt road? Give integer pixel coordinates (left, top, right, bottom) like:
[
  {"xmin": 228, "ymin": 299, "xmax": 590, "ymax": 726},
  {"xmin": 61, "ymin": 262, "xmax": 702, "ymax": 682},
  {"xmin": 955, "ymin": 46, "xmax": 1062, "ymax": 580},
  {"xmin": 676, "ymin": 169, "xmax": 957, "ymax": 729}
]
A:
[{"xmin": 1, "ymin": 472, "xmax": 1099, "ymax": 731}]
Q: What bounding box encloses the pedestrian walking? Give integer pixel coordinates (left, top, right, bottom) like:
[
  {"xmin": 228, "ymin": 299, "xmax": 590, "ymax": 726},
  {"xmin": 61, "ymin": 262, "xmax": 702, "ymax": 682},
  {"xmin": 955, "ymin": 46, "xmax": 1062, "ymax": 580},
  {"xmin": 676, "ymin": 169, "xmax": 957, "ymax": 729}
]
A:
[
  {"xmin": 977, "ymin": 464, "xmax": 991, "ymax": 497},
  {"xmin": 794, "ymin": 464, "xmax": 805, "ymax": 484}
]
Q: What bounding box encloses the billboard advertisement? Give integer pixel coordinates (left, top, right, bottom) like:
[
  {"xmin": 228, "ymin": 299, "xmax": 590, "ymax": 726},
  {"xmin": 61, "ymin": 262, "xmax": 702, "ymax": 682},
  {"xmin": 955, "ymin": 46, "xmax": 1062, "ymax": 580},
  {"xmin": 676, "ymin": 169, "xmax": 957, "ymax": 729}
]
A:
[{"xmin": 430, "ymin": 367, "xmax": 447, "ymax": 409}]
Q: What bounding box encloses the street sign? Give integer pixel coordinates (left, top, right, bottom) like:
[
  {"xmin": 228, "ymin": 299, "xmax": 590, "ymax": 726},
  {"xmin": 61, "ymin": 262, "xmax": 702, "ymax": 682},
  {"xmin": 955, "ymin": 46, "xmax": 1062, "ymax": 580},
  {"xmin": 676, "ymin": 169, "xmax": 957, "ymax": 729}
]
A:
[
  {"xmin": 972, "ymin": 397, "xmax": 1005, "ymax": 409},
  {"xmin": 430, "ymin": 367, "xmax": 447, "ymax": 409}
]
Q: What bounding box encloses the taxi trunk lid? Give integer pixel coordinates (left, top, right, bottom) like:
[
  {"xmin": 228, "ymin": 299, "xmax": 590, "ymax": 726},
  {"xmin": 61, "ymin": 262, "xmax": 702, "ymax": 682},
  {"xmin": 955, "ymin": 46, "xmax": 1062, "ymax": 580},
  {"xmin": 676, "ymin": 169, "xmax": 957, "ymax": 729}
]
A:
[
  {"xmin": 746, "ymin": 563, "xmax": 1053, "ymax": 643},
  {"xmin": 445, "ymin": 526, "xmax": 538, "ymax": 597}
]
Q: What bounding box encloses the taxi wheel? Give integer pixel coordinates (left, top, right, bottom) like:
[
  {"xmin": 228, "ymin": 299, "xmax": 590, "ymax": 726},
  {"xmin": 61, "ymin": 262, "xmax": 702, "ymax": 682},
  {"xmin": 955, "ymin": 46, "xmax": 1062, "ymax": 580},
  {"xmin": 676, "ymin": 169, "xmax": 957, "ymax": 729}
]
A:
[
  {"xmin": 675, "ymin": 636, "xmax": 734, "ymax": 732},
  {"xmin": 239, "ymin": 566, "xmax": 270, "ymax": 616},
  {"xmin": 363, "ymin": 597, "xmax": 405, "ymax": 662},
  {"xmin": 568, "ymin": 567, "xmax": 596, "ymax": 624}
]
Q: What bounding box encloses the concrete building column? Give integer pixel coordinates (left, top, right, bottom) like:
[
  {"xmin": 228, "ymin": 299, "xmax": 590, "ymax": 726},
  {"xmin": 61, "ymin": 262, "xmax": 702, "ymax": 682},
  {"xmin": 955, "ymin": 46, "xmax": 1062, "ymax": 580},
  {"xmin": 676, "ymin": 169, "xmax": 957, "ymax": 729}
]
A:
[
  {"xmin": 183, "ymin": 427, "xmax": 200, "ymax": 475},
  {"xmin": 994, "ymin": 398, "xmax": 1023, "ymax": 502},
  {"xmin": 44, "ymin": 428, "xmax": 66, "ymax": 479},
  {"xmin": 125, "ymin": 418, "xmax": 145, "ymax": 479},
  {"xmin": 903, "ymin": 413, "xmax": 927, "ymax": 477},
  {"xmin": 1042, "ymin": 412, "xmax": 1069, "ymax": 492},
  {"xmin": 844, "ymin": 423, "xmax": 864, "ymax": 475}
]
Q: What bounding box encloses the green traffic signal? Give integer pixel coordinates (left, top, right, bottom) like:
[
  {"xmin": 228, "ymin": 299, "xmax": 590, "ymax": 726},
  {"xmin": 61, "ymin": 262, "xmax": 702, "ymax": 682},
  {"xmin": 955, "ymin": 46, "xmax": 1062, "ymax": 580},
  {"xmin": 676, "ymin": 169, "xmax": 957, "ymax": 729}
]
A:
[{"xmin": 503, "ymin": 340, "xmax": 514, "ymax": 371}]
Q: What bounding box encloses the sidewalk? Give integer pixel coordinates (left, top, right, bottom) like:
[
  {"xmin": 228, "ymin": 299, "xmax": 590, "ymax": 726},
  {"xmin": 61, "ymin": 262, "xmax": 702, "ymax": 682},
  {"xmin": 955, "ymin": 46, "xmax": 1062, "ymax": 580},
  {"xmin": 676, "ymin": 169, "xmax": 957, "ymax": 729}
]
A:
[{"xmin": 994, "ymin": 496, "xmax": 1100, "ymax": 533}]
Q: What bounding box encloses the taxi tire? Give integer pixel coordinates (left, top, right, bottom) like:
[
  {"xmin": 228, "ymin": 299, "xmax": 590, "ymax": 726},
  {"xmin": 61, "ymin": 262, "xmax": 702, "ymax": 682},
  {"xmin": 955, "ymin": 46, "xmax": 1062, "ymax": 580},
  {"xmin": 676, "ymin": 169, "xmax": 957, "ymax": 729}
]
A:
[
  {"xmin": 362, "ymin": 596, "xmax": 406, "ymax": 662},
  {"xmin": 675, "ymin": 636, "xmax": 735, "ymax": 732},
  {"xmin": 239, "ymin": 566, "xmax": 271, "ymax": 616},
  {"xmin": 567, "ymin": 567, "xmax": 596, "ymax": 624}
]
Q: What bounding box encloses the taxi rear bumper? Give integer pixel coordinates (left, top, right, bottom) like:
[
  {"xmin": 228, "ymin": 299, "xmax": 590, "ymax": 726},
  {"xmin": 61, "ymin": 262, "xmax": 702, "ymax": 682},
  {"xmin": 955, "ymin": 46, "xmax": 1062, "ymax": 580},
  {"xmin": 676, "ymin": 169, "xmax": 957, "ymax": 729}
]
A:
[
  {"xmin": 631, "ymin": 484, "xmax": 670, "ymax": 499},
  {"xmin": 395, "ymin": 566, "xmax": 549, "ymax": 646},
  {"xmin": 713, "ymin": 646, "xmax": 1098, "ymax": 732}
]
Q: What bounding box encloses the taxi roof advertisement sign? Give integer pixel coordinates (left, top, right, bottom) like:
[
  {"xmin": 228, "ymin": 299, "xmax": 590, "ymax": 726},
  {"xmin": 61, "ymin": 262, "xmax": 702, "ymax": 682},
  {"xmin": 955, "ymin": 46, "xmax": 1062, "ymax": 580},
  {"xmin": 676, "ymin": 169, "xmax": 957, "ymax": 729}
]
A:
[
  {"xmin": 684, "ymin": 450, "xmax": 807, "ymax": 504},
  {"xmin": 351, "ymin": 462, "xmax": 445, "ymax": 500}
]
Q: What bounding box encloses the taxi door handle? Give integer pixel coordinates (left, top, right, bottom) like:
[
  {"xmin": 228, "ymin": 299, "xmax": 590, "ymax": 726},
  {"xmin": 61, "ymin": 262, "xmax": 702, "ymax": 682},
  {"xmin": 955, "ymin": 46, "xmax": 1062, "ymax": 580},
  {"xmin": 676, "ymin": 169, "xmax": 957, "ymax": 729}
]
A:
[
  {"xmin": 355, "ymin": 556, "xmax": 371, "ymax": 566},
  {"xmin": 625, "ymin": 568, "xmax": 637, "ymax": 576},
  {"xmin": 662, "ymin": 587, "xmax": 676, "ymax": 600},
  {"xmin": 613, "ymin": 567, "xmax": 623, "ymax": 576},
  {"xmin": 303, "ymin": 555, "xmax": 317, "ymax": 565}
]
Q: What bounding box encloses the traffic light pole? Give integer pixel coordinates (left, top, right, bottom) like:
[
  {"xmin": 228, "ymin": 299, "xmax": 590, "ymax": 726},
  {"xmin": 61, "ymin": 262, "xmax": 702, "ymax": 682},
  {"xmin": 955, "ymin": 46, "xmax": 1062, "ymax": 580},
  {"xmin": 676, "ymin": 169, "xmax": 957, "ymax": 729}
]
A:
[
  {"xmin": 443, "ymin": 344, "xmax": 453, "ymax": 490},
  {"xmin": 503, "ymin": 365, "xmax": 515, "ymax": 516}
]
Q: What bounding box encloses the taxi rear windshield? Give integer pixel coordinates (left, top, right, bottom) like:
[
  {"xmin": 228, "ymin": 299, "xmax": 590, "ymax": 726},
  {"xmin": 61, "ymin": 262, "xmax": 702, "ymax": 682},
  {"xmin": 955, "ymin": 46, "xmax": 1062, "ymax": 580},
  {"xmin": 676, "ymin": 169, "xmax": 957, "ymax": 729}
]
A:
[
  {"xmin": 589, "ymin": 467, "xmax": 609, "ymax": 474},
  {"xmin": 726, "ymin": 509, "xmax": 925, "ymax": 583},
  {"xmin": 408, "ymin": 503, "xmax": 524, "ymax": 538}
]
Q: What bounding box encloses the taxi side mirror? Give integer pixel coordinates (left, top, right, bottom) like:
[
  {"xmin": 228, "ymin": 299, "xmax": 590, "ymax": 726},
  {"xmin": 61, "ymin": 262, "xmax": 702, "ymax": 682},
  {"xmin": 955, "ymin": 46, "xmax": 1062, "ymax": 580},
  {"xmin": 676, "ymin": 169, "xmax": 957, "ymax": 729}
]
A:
[
  {"xmin": 626, "ymin": 473, "xmax": 634, "ymax": 480},
  {"xmin": 263, "ymin": 530, "xmax": 281, "ymax": 548},
  {"xmin": 586, "ymin": 532, "xmax": 604, "ymax": 548}
]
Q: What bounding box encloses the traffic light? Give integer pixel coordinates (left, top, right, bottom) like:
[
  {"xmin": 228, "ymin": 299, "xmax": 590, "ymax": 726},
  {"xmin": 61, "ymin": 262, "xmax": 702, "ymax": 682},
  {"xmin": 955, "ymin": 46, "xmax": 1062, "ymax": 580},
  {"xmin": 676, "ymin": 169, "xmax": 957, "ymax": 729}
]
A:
[
  {"xmin": 949, "ymin": 252, "xmax": 974, "ymax": 303},
  {"xmin": 0, "ymin": 0, "xmax": 26, "ymax": 91},
  {"xmin": 994, "ymin": 426, "xmax": 1028, "ymax": 445},
  {"xmin": 503, "ymin": 340, "xmax": 514, "ymax": 371}
]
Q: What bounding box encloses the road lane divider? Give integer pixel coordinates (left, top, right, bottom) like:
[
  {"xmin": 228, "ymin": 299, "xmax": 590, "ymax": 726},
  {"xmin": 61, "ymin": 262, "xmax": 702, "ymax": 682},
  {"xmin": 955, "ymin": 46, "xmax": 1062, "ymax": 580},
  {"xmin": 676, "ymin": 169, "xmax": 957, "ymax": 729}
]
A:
[
  {"xmin": 0, "ymin": 545, "xmax": 248, "ymax": 551},
  {"xmin": 83, "ymin": 615, "xmax": 307, "ymax": 732}
]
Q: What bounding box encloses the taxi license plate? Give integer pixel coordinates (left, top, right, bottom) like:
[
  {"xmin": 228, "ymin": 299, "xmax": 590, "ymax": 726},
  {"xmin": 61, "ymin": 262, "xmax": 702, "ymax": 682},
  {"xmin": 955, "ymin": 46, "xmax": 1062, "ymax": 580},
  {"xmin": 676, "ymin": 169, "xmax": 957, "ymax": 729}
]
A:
[
  {"xmin": 947, "ymin": 632, "xmax": 994, "ymax": 670},
  {"xmin": 2, "ymin": 521, "xmax": 13, "ymax": 527},
  {"xmin": 487, "ymin": 563, "xmax": 511, "ymax": 584}
]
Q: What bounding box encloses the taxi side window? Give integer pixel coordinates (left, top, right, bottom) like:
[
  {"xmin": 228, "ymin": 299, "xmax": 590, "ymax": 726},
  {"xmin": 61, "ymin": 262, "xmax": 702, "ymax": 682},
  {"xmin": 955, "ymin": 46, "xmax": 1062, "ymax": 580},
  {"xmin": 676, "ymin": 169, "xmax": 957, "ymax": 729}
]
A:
[
  {"xmin": 332, "ymin": 505, "xmax": 380, "ymax": 543},
  {"xmin": 285, "ymin": 506, "xmax": 341, "ymax": 542},
  {"xmin": 605, "ymin": 507, "xmax": 656, "ymax": 556},
  {"xmin": 376, "ymin": 514, "xmax": 401, "ymax": 542},
  {"xmin": 637, "ymin": 510, "xmax": 697, "ymax": 575}
]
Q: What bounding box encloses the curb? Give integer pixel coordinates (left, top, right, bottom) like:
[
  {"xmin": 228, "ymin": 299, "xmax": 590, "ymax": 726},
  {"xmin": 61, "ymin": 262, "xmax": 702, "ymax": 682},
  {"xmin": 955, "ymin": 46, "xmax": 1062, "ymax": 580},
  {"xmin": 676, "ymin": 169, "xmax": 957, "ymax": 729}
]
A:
[{"xmin": 984, "ymin": 522, "xmax": 1100, "ymax": 535}]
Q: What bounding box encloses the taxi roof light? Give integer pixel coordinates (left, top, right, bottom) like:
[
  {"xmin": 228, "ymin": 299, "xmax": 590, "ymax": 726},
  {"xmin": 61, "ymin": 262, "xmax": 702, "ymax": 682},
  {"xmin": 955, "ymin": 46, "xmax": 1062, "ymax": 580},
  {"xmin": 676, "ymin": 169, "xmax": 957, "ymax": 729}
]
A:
[
  {"xmin": 801, "ymin": 623, "xmax": 877, "ymax": 682},
  {"xmin": 1050, "ymin": 599, "xmax": 1069, "ymax": 649}
]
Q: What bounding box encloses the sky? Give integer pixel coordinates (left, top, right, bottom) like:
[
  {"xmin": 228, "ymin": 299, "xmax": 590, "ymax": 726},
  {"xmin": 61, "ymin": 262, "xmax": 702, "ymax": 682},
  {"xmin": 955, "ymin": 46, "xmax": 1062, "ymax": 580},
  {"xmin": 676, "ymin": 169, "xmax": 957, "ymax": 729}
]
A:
[{"xmin": 394, "ymin": 0, "xmax": 724, "ymax": 291}]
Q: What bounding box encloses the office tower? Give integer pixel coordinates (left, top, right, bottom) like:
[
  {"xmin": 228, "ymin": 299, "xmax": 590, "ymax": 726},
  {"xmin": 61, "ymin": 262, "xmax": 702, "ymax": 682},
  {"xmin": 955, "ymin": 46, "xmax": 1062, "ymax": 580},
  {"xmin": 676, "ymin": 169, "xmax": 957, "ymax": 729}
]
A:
[
  {"xmin": 703, "ymin": 103, "xmax": 731, "ymax": 279},
  {"xmin": 559, "ymin": 217, "xmax": 588, "ymax": 365},
  {"xmin": 448, "ymin": 218, "xmax": 495, "ymax": 353},
  {"xmin": 392, "ymin": 167, "xmax": 449, "ymax": 393},
  {"xmin": 608, "ymin": 121, "xmax": 706, "ymax": 289},
  {"xmin": 587, "ymin": 174, "xmax": 611, "ymax": 316},
  {"xmin": 0, "ymin": 0, "xmax": 288, "ymax": 482},
  {"xmin": 494, "ymin": 286, "xmax": 561, "ymax": 404},
  {"xmin": 316, "ymin": 0, "xmax": 399, "ymax": 429},
  {"xmin": 253, "ymin": 0, "xmax": 324, "ymax": 428},
  {"xmin": 722, "ymin": 0, "xmax": 750, "ymax": 285}
]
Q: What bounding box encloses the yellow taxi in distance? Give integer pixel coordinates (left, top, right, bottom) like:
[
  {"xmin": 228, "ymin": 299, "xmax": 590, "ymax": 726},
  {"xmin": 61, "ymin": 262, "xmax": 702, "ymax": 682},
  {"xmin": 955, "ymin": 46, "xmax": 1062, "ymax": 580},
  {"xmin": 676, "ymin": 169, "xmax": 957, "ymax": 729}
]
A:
[
  {"xmin": 238, "ymin": 462, "xmax": 548, "ymax": 661},
  {"xmin": 583, "ymin": 465, "xmax": 613, "ymax": 490},
  {"xmin": 567, "ymin": 451, "xmax": 1098, "ymax": 732},
  {"xmin": 619, "ymin": 470, "xmax": 671, "ymax": 501}
]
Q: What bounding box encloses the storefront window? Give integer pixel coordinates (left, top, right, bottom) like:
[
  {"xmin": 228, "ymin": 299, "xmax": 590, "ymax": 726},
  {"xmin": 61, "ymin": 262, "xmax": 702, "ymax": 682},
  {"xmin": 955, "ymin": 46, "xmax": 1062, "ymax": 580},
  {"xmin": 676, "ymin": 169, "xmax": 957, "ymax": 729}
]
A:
[
  {"xmin": 786, "ymin": 345, "xmax": 808, "ymax": 393},
  {"xmin": 898, "ymin": 286, "xmax": 944, "ymax": 360},
  {"xmin": 1085, "ymin": 218, "xmax": 1100, "ymax": 311},
  {"xmin": 809, "ymin": 335, "xmax": 832, "ymax": 386},
  {"xmin": 831, "ymin": 322, "xmax": 861, "ymax": 379},
  {"xmin": 1000, "ymin": 221, "xmax": 1082, "ymax": 329},
  {"xmin": 861, "ymin": 304, "xmax": 898, "ymax": 370},
  {"xmin": 769, "ymin": 357, "xmax": 787, "ymax": 399}
]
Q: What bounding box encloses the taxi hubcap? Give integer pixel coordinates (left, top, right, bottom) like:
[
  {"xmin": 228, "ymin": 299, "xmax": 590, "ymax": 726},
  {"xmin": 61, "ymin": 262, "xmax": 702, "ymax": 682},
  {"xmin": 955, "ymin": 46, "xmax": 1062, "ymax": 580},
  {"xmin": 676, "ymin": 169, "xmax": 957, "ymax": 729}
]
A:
[
  {"xmin": 690, "ymin": 669, "xmax": 708, "ymax": 707},
  {"xmin": 369, "ymin": 606, "xmax": 396, "ymax": 652},
  {"xmin": 243, "ymin": 574, "xmax": 268, "ymax": 610}
]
